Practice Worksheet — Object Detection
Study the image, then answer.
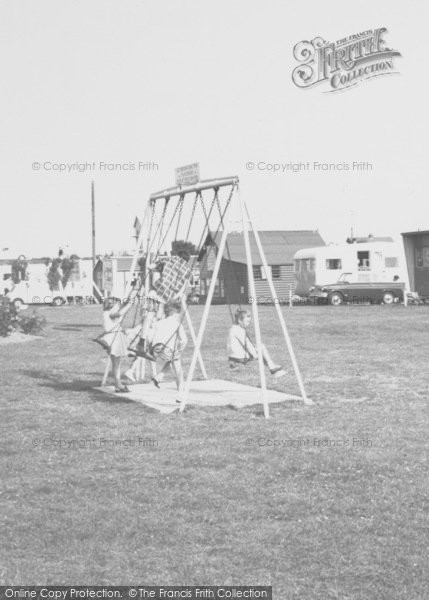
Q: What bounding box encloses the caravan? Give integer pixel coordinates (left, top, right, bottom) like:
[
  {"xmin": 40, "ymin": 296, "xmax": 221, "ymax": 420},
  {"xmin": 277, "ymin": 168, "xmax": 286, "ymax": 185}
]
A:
[
  {"xmin": 294, "ymin": 238, "xmax": 404, "ymax": 298},
  {"xmin": 3, "ymin": 258, "xmax": 94, "ymax": 307}
]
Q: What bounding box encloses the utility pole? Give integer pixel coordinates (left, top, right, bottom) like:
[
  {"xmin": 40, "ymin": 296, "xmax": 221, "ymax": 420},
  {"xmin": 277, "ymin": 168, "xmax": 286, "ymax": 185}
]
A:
[{"xmin": 91, "ymin": 180, "xmax": 96, "ymax": 269}]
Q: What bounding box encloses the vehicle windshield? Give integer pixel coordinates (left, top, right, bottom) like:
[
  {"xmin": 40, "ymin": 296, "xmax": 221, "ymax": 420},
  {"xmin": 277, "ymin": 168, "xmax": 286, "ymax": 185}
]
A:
[{"xmin": 337, "ymin": 272, "xmax": 352, "ymax": 283}]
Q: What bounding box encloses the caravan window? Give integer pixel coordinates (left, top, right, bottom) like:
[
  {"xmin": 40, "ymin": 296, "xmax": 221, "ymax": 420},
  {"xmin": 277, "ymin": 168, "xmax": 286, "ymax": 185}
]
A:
[
  {"xmin": 326, "ymin": 259, "xmax": 342, "ymax": 270},
  {"xmin": 295, "ymin": 258, "xmax": 315, "ymax": 272},
  {"xmin": 302, "ymin": 259, "xmax": 315, "ymax": 271},
  {"xmin": 385, "ymin": 257, "xmax": 399, "ymax": 268},
  {"xmin": 357, "ymin": 251, "xmax": 370, "ymax": 270}
]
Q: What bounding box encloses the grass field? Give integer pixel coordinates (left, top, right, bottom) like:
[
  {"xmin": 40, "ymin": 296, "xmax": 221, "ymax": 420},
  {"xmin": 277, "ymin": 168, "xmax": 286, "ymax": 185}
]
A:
[{"xmin": 1, "ymin": 303, "xmax": 428, "ymax": 599}]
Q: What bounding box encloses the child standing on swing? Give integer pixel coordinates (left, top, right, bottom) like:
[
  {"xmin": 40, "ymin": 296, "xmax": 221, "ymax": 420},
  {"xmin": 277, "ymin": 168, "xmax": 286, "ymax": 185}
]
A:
[
  {"xmin": 134, "ymin": 249, "xmax": 191, "ymax": 360},
  {"xmin": 227, "ymin": 309, "xmax": 286, "ymax": 377}
]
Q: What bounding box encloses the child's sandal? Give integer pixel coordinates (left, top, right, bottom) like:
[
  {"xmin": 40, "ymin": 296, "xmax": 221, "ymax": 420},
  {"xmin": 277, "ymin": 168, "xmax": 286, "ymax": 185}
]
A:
[{"xmin": 114, "ymin": 385, "xmax": 130, "ymax": 393}]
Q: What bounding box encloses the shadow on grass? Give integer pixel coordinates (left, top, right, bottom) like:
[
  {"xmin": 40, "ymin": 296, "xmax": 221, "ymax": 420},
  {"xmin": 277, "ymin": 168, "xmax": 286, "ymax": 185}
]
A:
[
  {"xmin": 53, "ymin": 324, "xmax": 99, "ymax": 331},
  {"xmin": 20, "ymin": 369, "xmax": 136, "ymax": 405}
]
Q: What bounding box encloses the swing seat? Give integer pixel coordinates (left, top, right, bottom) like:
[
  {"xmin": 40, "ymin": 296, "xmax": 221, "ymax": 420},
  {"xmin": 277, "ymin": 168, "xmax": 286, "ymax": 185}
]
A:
[
  {"xmin": 133, "ymin": 339, "xmax": 156, "ymax": 361},
  {"xmin": 92, "ymin": 334, "xmax": 111, "ymax": 352}
]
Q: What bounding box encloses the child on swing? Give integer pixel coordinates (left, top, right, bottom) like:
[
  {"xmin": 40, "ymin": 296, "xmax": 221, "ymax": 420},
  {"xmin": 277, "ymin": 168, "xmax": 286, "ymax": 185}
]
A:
[
  {"xmin": 227, "ymin": 309, "xmax": 286, "ymax": 377},
  {"xmin": 99, "ymin": 292, "xmax": 137, "ymax": 392},
  {"xmin": 133, "ymin": 249, "xmax": 191, "ymax": 360},
  {"xmin": 149, "ymin": 299, "xmax": 188, "ymax": 391}
]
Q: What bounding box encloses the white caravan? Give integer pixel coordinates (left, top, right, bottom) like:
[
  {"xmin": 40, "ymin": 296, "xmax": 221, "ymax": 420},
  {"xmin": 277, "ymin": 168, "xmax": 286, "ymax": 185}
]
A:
[
  {"xmin": 3, "ymin": 258, "xmax": 94, "ymax": 307},
  {"xmin": 294, "ymin": 240, "xmax": 404, "ymax": 297}
]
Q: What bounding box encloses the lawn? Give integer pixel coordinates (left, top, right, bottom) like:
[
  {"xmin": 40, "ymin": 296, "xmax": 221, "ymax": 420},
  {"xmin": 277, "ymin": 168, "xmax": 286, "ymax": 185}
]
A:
[{"xmin": 0, "ymin": 303, "xmax": 428, "ymax": 599}]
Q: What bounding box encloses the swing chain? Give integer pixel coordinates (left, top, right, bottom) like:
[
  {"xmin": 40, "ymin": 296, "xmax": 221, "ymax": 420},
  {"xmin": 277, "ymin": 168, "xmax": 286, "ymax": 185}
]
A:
[{"xmin": 184, "ymin": 193, "xmax": 200, "ymax": 243}]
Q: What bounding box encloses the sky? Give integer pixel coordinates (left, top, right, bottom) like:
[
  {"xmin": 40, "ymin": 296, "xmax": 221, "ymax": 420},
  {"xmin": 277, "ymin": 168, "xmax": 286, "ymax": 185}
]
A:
[{"xmin": 0, "ymin": 0, "xmax": 427, "ymax": 258}]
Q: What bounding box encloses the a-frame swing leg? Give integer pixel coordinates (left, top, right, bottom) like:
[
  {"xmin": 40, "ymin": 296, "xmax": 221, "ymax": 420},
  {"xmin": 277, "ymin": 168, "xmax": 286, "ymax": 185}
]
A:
[
  {"xmin": 248, "ymin": 212, "xmax": 313, "ymax": 406},
  {"xmin": 238, "ymin": 188, "xmax": 270, "ymax": 419},
  {"xmin": 181, "ymin": 296, "xmax": 208, "ymax": 379},
  {"xmin": 179, "ymin": 221, "xmax": 230, "ymax": 413}
]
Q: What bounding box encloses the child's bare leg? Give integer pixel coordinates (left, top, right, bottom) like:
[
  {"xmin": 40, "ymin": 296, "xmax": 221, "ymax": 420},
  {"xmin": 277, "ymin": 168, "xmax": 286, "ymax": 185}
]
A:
[
  {"xmin": 152, "ymin": 358, "xmax": 169, "ymax": 387},
  {"xmin": 128, "ymin": 356, "xmax": 145, "ymax": 381},
  {"xmin": 171, "ymin": 359, "xmax": 184, "ymax": 391},
  {"xmin": 150, "ymin": 361, "xmax": 164, "ymax": 382},
  {"xmin": 260, "ymin": 344, "xmax": 285, "ymax": 376},
  {"xmin": 259, "ymin": 344, "xmax": 276, "ymax": 370},
  {"xmin": 111, "ymin": 356, "xmax": 122, "ymax": 388},
  {"xmin": 140, "ymin": 311, "xmax": 155, "ymax": 341},
  {"xmin": 156, "ymin": 301, "xmax": 165, "ymax": 320}
]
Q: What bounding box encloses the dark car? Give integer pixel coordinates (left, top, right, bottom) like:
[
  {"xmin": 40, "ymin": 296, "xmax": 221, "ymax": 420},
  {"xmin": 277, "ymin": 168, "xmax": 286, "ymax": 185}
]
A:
[{"xmin": 309, "ymin": 273, "xmax": 405, "ymax": 306}]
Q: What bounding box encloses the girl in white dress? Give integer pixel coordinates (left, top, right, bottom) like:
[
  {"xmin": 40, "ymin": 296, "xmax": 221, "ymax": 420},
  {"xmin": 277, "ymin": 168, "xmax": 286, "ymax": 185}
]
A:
[{"xmin": 102, "ymin": 296, "xmax": 134, "ymax": 392}]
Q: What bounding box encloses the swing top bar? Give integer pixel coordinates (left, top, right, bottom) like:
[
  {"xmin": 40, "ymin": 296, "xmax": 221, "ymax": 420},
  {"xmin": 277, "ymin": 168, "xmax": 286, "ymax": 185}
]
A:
[{"xmin": 150, "ymin": 176, "xmax": 239, "ymax": 201}]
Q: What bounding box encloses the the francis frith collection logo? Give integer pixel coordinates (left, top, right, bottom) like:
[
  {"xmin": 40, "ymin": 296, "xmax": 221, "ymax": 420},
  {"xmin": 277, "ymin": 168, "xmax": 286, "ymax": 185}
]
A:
[{"xmin": 292, "ymin": 28, "xmax": 401, "ymax": 92}]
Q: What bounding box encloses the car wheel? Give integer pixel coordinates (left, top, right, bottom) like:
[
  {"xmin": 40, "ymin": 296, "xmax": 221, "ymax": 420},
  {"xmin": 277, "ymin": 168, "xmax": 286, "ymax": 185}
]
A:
[
  {"xmin": 328, "ymin": 292, "xmax": 344, "ymax": 306},
  {"xmin": 52, "ymin": 296, "xmax": 65, "ymax": 306},
  {"xmin": 13, "ymin": 298, "xmax": 24, "ymax": 309},
  {"xmin": 382, "ymin": 292, "xmax": 396, "ymax": 305}
]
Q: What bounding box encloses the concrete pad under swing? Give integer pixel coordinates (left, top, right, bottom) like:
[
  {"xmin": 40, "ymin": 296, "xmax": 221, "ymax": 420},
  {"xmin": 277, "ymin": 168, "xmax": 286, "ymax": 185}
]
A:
[{"xmin": 94, "ymin": 378, "xmax": 303, "ymax": 414}]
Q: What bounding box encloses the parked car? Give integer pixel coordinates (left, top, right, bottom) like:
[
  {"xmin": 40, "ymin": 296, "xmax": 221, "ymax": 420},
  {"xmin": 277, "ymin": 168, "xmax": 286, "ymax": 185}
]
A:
[
  {"xmin": 5, "ymin": 281, "xmax": 67, "ymax": 308},
  {"xmin": 309, "ymin": 273, "xmax": 405, "ymax": 306}
]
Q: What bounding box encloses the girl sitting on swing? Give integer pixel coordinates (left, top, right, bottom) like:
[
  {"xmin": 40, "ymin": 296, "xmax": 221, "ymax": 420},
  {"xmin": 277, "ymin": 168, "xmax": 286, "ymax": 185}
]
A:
[{"xmin": 227, "ymin": 309, "xmax": 286, "ymax": 377}]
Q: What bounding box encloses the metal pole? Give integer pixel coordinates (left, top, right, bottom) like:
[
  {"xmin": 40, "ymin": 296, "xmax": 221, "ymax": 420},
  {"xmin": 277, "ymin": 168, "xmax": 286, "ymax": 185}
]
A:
[
  {"xmin": 150, "ymin": 177, "xmax": 239, "ymax": 201},
  {"xmin": 123, "ymin": 200, "xmax": 151, "ymax": 301},
  {"xmin": 179, "ymin": 220, "xmax": 231, "ymax": 413},
  {"xmin": 91, "ymin": 181, "xmax": 96, "ymax": 271},
  {"xmin": 239, "ymin": 188, "xmax": 269, "ymax": 419},
  {"xmin": 248, "ymin": 213, "xmax": 313, "ymax": 406},
  {"xmin": 181, "ymin": 296, "xmax": 208, "ymax": 379}
]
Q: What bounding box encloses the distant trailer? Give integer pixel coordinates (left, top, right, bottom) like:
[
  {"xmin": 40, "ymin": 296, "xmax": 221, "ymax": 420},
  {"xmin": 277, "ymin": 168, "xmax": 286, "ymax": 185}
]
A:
[
  {"xmin": 401, "ymin": 230, "xmax": 429, "ymax": 300},
  {"xmin": 294, "ymin": 240, "xmax": 404, "ymax": 297}
]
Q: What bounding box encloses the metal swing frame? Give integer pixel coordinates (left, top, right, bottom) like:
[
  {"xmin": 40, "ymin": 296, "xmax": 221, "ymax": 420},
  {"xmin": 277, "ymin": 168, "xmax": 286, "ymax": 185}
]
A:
[{"xmin": 104, "ymin": 176, "xmax": 312, "ymax": 417}]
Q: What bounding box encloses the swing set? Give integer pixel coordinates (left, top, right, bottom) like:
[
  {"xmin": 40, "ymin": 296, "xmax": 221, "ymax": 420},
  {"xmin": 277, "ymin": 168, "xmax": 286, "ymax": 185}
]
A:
[{"xmin": 100, "ymin": 172, "xmax": 313, "ymax": 418}]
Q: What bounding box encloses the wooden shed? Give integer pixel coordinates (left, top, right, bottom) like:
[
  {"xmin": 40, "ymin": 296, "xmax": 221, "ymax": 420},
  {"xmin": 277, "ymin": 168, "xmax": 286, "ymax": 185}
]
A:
[
  {"xmin": 401, "ymin": 230, "xmax": 429, "ymax": 299},
  {"xmin": 198, "ymin": 230, "xmax": 325, "ymax": 304}
]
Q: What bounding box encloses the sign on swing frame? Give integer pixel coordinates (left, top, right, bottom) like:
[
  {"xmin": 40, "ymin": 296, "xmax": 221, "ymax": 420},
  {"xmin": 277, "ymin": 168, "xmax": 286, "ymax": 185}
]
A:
[{"xmin": 175, "ymin": 162, "xmax": 200, "ymax": 187}]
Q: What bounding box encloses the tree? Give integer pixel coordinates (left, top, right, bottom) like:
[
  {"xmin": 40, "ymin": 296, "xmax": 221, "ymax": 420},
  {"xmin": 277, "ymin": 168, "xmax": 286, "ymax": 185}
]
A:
[
  {"xmin": 11, "ymin": 255, "xmax": 28, "ymax": 284},
  {"xmin": 46, "ymin": 253, "xmax": 79, "ymax": 290},
  {"xmin": 171, "ymin": 240, "xmax": 197, "ymax": 256}
]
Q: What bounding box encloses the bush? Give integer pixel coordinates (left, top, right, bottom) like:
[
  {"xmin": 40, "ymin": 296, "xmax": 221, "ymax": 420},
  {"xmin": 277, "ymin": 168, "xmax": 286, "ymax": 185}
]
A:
[
  {"xmin": 0, "ymin": 299, "xmax": 46, "ymax": 337},
  {"xmin": 0, "ymin": 299, "xmax": 19, "ymax": 337},
  {"xmin": 18, "ymin": 311, "xmax": 47, "ymax": 335}
]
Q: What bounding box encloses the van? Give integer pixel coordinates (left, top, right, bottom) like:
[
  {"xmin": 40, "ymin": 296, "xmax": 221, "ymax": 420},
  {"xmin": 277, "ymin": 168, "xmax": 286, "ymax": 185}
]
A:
[{"xmin": 5, "ymin": 280, "xmax": 66, "ymax": 308}]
